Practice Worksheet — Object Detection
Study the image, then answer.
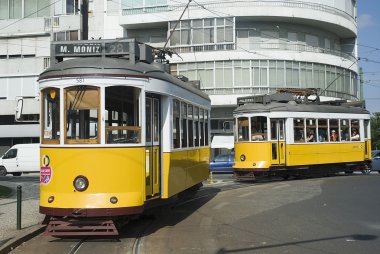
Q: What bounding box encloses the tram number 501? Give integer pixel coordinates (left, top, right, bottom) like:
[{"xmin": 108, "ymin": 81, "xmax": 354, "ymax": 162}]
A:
[{"xmin": 76, "ymin": 77, "xmax": 84, "ymax": 83}]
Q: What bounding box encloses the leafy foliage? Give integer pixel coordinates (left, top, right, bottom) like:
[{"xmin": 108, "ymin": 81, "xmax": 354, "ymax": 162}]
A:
[{"xmin": 371, "ymin": 113, "xmax": 380, "ymax": 150}]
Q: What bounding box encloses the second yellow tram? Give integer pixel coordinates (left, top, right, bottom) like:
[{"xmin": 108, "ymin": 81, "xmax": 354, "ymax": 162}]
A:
[{"xmin": 233, "ymin": 91, "xmax": 372, "ymax": 180}]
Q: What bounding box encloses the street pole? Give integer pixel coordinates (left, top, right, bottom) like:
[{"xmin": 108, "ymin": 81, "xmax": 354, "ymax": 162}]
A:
[{"xmin": 17, "ymin": 185, "xmax": 22, "ymax": 230}]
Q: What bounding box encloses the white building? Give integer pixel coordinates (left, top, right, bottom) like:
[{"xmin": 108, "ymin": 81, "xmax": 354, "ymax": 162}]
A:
[{"xmin": 0, "ymin": 0, "xmax": 359, "ymax": 152}]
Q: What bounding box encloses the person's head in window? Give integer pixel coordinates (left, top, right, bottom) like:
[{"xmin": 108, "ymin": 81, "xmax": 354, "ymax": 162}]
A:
[
  {"xmin": 351, "ymin": 129, "xmax": 360, "ymax": 141},
  {"xmin": 306, "ymin": 129, "xmax": 314, "ymax": 142},
  {"xmin": 330, "ymin": 129, "xmax": 338, "ymax": 141}
]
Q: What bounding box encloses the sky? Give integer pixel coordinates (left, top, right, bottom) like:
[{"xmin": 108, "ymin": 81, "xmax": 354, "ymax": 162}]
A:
[{"xmin": 357, "ymin": 2, "xmax": 380, "ymax": 113}]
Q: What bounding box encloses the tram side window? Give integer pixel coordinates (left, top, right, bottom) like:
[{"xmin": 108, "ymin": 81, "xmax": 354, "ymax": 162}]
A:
[
  {"xmin": 252, "ymin": 116, "xmax": 267, "ymax": 141},
  {"xmin": 200, "ymin": 108, "xmax": 204, "ymax": 146},
  {"xmin": 105, "ymin": 86, "xmax": 141, "ymax": 144},
  {"xmin": 181, "ymin": 102, "xmax": 188, "ymax": 148},
  {"xmin": 42, "ymin": 88, "xmax": 60, "ymax": 144},
  {"xmin": 65, "ymin": 86, "xmax": 99, "ymax": 144},
  {"xmin": 350, "ymin": 119, "xmax": 360, "ymax": 141},
  {"xmin": 340, "ymin": 119, "xmax": 349, "ymax": 141},
  {"xmin": 306, "ymin": 119, "xmax": 316, "ymax": 142},
  {"xmin": 364, "ymin": 120, "xmax": 370, "ymax": 139},
  {"xmin": 293, "ymin": 118, "xmax": 305, "ymax": 143},
  {"xmin": 205, "ymin": 110, "xmax": 209, "ymax": 146},
  {"xmin": 317, "ymin": 119, "xmax": 328, "ymax": 142},
  {"xmin": 188, "ymin": 105, "xmax": 194, "ymax": 147},
  {"xmin": 194, "ymin": 106, "xmax": 199, "ymax": 147},
  {"xmin": 238, "ymin": 117, "xmax": 249, "ymax": 141},
  {"xmin": 172, "ymin": 100, "xmax": 180, "ymax": 148},
  {"xmin": 329, "ymin": 119, "xmax": 339, "ymax": 142}
]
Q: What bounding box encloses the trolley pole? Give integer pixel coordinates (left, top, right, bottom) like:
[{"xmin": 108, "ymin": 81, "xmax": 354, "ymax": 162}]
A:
[{"xmin": 17, "ymin": 185, "xmax": 22, "ymax": 230}]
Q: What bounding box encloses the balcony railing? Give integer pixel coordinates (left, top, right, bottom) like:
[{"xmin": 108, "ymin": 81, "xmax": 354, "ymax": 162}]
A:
[
  {"xmin": 169, "ymin": 42, "xmax": 356, "ymax": 62},
  {"xmin": 122, "ymin": 0, "xmax": 356, "ymax": 24}
]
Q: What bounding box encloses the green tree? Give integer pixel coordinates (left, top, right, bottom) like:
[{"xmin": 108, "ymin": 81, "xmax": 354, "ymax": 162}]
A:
[{"xmin": 371, "ymin": 112, "xmax": 380, "ymax": 150}]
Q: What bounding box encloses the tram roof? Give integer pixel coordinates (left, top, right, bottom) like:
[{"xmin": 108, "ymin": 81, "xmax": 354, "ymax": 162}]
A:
[
  {"xmin": 39, "ymin": 57, "xmax": 210, "ymax": 101},
  {"xmin": 234, "ymin": 101, "xmax": 370, "ymax": 115}
]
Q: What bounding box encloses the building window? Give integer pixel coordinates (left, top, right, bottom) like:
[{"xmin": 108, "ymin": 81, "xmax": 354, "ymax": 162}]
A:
[
  {"xmin": 54, "ymin": 30, "xmax": 79, "ymax": 41},
  {"xmin": 169, "ymin": 17, "xmax": 234, "ymax": 46}
]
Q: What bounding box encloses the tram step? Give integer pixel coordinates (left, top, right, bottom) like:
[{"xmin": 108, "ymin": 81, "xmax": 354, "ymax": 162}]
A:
[{"xmin": 45, "ymin": 219, "xmax": 119, "ymax": 236}]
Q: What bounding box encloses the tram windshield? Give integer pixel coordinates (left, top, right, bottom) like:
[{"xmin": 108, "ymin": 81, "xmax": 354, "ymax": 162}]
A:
[
  {"xmin": 42, "ymin": 88, "xmax": 60, "ymax": 144},
  {"xmin": 65, "ymin": 86, "xmax": 100, "ymax": 144},
  {"xmin": 105, "ymin": 86, "xmax": 141, "ymax": 144}
]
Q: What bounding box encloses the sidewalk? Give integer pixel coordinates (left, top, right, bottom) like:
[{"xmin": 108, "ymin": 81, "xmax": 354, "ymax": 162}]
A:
[{"xmin": 0, "ymin": 176, "xmax": 44, "ymax": 253}]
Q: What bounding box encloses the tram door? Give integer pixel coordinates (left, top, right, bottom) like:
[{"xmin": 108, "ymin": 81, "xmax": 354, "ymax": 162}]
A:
[
  {"xmin": 145, "ymin": 96, "xmax": 160, "ymax": 197},
  {"xmin": 270, "ymin": 119, "xmax": 286, "ymax": 165}
]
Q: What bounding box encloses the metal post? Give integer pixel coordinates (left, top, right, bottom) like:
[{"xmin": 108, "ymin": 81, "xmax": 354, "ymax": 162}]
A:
[{"xmin": 17, "ymin": 185, "xmax": 22, "ymax": 230}]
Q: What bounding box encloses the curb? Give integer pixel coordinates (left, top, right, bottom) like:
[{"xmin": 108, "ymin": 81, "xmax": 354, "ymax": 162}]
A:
[{"xmin": 0, "ymin": 225, "xmax": 46, "ymax": 254}]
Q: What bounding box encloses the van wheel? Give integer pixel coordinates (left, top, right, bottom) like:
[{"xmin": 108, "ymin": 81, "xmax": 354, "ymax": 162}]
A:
[
  {"xmin": 0, "ymin": 167, "xmax": 7, "ymax": 176},
  {"xmin": 12, "ymin": 172, "xmax": 22, "ymax": 176}
]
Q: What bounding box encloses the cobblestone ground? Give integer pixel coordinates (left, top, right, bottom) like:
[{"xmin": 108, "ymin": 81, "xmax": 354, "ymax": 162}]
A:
[{"xmin": 0, "ymin": 174, "xmax": 43, "ymax": 247}]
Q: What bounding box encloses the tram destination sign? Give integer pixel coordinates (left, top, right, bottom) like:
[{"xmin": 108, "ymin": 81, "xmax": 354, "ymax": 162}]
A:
[{"xmin": 54, "ymin": 41, "xmax": 131, "ymax": 57}]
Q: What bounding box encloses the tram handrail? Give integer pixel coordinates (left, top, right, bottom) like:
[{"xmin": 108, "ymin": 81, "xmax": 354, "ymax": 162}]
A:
[{"xmin": 105, "ymin": 126, "xmax": 141, "ymax": 144}]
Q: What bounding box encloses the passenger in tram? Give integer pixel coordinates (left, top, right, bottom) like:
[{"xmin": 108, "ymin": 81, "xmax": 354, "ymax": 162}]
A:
[
  {"xmin": 351, "ymin": 129, "xmax": 360, "ymax": 141},
  {"xmin": 330, "ymin": 129, "xmax": 338, "ymax": 141},
  {"xmin": 306, "ymin": 129, "xmax": 315, "ymax": 142}
]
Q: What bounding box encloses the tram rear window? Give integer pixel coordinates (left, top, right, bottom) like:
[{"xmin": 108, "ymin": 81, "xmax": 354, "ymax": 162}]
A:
[{"xmin": 65, "ymin": 86, "xmax": 100, "ymax": 144}]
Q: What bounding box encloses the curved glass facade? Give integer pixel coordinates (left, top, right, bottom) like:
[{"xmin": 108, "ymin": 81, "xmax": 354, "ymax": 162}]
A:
[{"xmin": 171, "ymin": 60, "xmax": 358, "ymax": 101}]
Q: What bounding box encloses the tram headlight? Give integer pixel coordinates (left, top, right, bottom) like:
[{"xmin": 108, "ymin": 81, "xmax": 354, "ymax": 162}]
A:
[
  {"xmin": 240, "ymin": 154, "xmax": 246, "ymax": 161},
  {"xmin": 73, "ymin": 175, "xmax": 89, "ymax": 192}
]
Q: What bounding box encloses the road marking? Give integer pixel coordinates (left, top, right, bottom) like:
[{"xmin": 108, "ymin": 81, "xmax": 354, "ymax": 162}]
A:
[
  {"xmin": 238, "ymin": 191, "xmax": 256, "ymax": 198},
  {"xmin": 212, "ymin": 202, "xmax": 229, "ymax": 210},
  {"xmin": 273, "ymin": 184, "xmax": 290, "ymax": 189}
]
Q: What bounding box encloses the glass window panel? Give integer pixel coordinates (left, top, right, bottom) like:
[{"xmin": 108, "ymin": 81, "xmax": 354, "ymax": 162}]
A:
[
  {"xmin": 172, "ymin": 100, "xmax": 180, "ymax": 148},
  {"xmin": 294, "ymin": 118, "xmax": 305, "ymax": 143},
  {"xmin": 204, "ymin": 18, "xmax": 214, "ymax": 26},
  {"xmin": 181, "ymin": 30, "xmax": 190, "ymax": 45},
  {"xmin": 193, "ymin": 28, "xmax": 203, "ymax": 44},
  {"xmin": 217, "ymin": 27, "xmax": 224, "ymax": 43},
  {"xmin": 238, "ymin": 117, "xmax": 249, "ymax": 141},
  {"xmin": 181, "ymin": 102, "xmax": 187, "ymax": 148},
  {"xmin": 216, "ymin": 18, "xmax": 224, "ymax": 26},
  {"xmin": 317, "ymin": 119, "xmax": 328, "ymax": 142},
  {"xmin": 252, "ymin": 116, "xmax": 267, "ymax": 141},
  {"xmin": 42, "ymin": 88, "xmax": 60, "ymax": 143},
  {"xmin": 170, "ymin": 30, "xmax": 180, "ymax": 46},
  {"xmin": 350, "ymin": 119, "xmax": 360, "ymax": 141},
  {"xmin": 340, "ymin": 119, "xmax": 349, "ymax": 141},
  {"xmin": 10, "ymin": 0, "xmax": 22, "ymax": 19},
  {"xmin": 306, "ymin": 119, "xmax": 316, "ymax": 142},
  {"xmin": 225, "ymin": 27, "xmax": 233, "ymax": 42},
  {"xmin": 224, "ymin": 68, "xmax": 232, "ymax": 87},
  {"xmin": 193, "ymin": 19, "xmax": 202, "ymax": 27},
  {"xmin": 204, "ymin": 28, "xmax": 214, "ymax": 43},
  {"xmin": 181, "ymin": 20, "xmax": 190, "ymax": 29},
  {"xmin": 0, "ymin": 0, "xmax": 9, "ymax": 19},
  {"xmin": 260, "ymin": 68, "xmax": 268, "ymax": 86},
  {"xmin": 25, "ymin": 0, "xmax": 37, "ymax": 18},
  {"xmin": 329, "ymin": 119, "xmax": 339, "ymax": 142}
]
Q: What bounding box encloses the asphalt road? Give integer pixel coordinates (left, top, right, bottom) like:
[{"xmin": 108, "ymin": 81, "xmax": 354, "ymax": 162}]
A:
[{"xmin": 8, "ymin": 173, "xmax": 380, "ymax": 254}]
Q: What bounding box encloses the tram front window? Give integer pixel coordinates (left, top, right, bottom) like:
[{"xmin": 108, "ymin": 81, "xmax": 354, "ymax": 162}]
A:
[
  {"xmin": 42, "ymin": 88, "xmax": 60, "ymax": 144},
  {"xmin": 105, "ymin": 86, "xmax": 141, "ymax": 144},
  {"xmin": 65, "ymin": 86, "xmax": 100, "ymax": 144}
]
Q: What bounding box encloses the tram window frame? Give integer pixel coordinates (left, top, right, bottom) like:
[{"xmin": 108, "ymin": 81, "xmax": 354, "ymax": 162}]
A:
[
  {"xmin": 41, "ymin": 87, "xmax": 60, "ymax": 144},
  {"xmin": 306, "ymin": 119, "xmax": 316, "ymax": 143},
  {"xmin": 194, "ymin": 106, "xmax": 200, "ymax": 147},
  {"xmin": 251, "ymin": 116, "xmax": 267, "ymax": 141},
  {"xmin": 340, "ymin": 119, "xmax": 350, "ymax": 141},
  {"xmin": 172, "ymin": 99, "xmax": 181, "ymax": 149},
  {"xmin": 329, "ymin": 119, "xmax": 339, "ymax": 142},
  {"xmin": 350, "ymin": 119, "xmax": 360, "ymax": 142},
  {"xmin": 200, "ymin": 108, "xmax": 205, "ymax": 146},
  {"xmin": 105, "ymin": 86, "xmax": 142, "ymax": 144},
  {"xmin": 237, "ymin": 117, "xmax": 249, "ymax": 142},
  {"xmin": 364, "ymin": 120, "xmax": 370, "ymax": 139},
  {"xmin": 293, "ymin": 118, "xmax": 305, "ymax": 143},
  {"xmin": 64, "ymin": 85, "xmax": 100, "ymax": 144},
  {"xmin": 181, "ymin": 102, "xmax": 188, "ymax": 148},
  {"xmin": 317, "ymin": 119, "xmax": 328, "ymax": 142},
  {"xmin": 205, "ymin": 110, "xmax": 209, "ymax": 146},
  {"xmin": 188, "ymin": 104, "xmax": 194, "ymax": 147}
]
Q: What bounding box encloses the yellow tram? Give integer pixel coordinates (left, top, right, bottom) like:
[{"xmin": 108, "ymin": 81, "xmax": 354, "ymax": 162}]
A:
[
  {"xmin": 233, "ymin": 90, "xmax": 372, "ymax": 180},
  {"xmin": 38, "ymin": 39, "xmax": 211, "ymax": 235}
]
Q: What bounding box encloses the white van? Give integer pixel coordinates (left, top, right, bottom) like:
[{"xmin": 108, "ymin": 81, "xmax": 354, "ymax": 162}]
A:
[{"xmin": 0, "ymin": 144, "xmax": 40, "ymax": 176}]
